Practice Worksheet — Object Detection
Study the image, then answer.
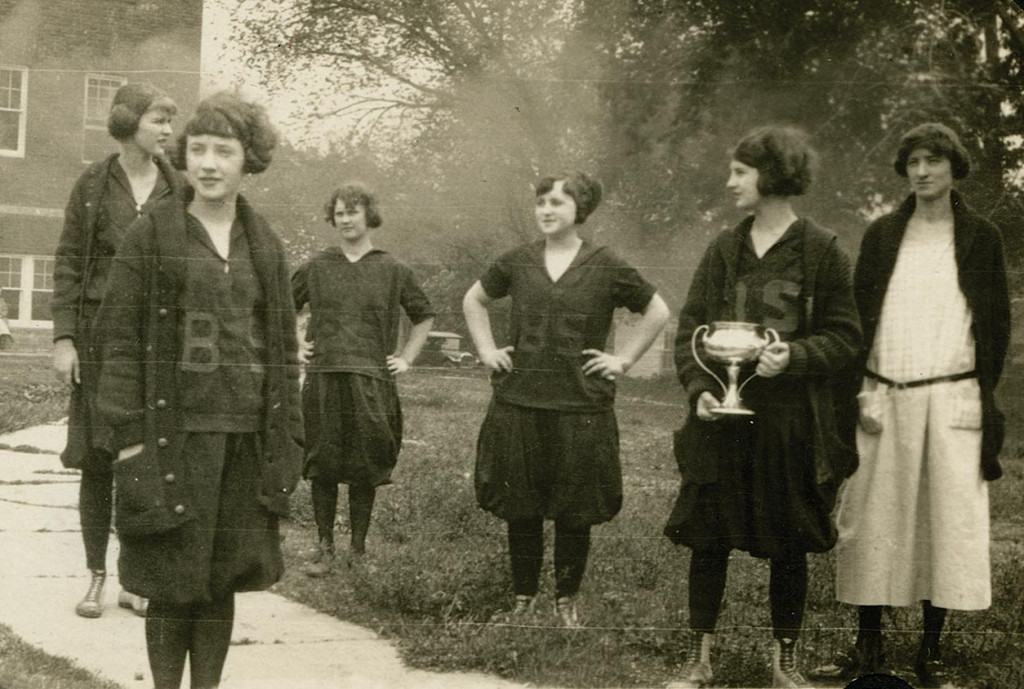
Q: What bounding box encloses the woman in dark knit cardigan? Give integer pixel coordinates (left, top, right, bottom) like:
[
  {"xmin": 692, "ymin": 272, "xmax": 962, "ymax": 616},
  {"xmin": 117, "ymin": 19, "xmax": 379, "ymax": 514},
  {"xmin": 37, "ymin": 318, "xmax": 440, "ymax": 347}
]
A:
[
  {"xmin": 51, "ymin": 83, "xmax": 179, "ymax": 619},
  {"xmin": 813, "ymin": 123, "xmax": 1010, "ymax": 688},
  {"xmin": 92, "ymin": 93, "xmax": 303, "ymax": 689},
  {"xmin": 665, "ymin": 125, "xmax": 860, "ymax": 688}
]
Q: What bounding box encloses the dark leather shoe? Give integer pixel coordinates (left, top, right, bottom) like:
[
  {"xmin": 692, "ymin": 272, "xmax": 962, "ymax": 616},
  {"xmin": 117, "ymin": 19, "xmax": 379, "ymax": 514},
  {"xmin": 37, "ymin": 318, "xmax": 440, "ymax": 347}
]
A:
[
  {"xmin": 810, "ymin": 637, "xmax": 888, "ymax": 681},
  {"xmin": 915, "ymin": 646, "xmax": 950, "ymax": 688}
]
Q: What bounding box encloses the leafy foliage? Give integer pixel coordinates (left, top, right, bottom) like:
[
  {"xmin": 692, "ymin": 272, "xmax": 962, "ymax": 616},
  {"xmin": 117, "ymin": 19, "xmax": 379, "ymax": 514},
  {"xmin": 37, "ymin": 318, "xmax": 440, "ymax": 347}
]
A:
[{"xmin": 237, "ymin": 0, "xmax": 1024, "ymax": 302}]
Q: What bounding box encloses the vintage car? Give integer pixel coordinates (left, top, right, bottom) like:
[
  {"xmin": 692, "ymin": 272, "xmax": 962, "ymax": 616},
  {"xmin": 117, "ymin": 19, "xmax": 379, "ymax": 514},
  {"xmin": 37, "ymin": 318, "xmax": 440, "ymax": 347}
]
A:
[{"xmin": 419, "ymin": 331, "xmax": 477, "ymax": 367}]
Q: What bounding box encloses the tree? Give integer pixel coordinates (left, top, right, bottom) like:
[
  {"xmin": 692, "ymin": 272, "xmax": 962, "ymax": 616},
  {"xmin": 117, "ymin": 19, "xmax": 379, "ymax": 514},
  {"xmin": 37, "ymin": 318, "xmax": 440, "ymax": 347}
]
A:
[{"xmin": 236, "ymin": 0, "xmax": 1024, "ymax": 307}]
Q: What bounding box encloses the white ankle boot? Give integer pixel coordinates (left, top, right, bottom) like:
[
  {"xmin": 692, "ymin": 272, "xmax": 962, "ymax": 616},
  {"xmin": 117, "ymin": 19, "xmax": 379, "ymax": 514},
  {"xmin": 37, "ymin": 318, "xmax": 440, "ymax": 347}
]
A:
[
  {"xmin": 667, "ymin": 631, "xmax": 714, "ymax": 688},
  {"xmin": 772, "ymin": 637, "xmax": 813, "ymax": 688}
]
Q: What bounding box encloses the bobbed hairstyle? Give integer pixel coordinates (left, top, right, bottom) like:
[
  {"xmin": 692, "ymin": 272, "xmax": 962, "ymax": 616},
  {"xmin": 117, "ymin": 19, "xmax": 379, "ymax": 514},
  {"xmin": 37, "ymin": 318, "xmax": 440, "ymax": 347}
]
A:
[
  {"xmin": 322, "ymin": 182, "xmax": 382, "ymax": 229},
  {"xmin": 172, "ymin": 92, "xmax": 278, "ymax": 174},
  {"xmin": 732, "ymin": 125, "xmax": 817, "ymax": 197},
  {"xmin": 534, "ymin": 171, "xmax": 603, "ymax": 224},
  {"xmin": 107, "ymin": 83, "xmax": 177, "ymax": 141},
  {"xmin": 893, "ymin": 122, "xmax": 971, "ymax": 180}
]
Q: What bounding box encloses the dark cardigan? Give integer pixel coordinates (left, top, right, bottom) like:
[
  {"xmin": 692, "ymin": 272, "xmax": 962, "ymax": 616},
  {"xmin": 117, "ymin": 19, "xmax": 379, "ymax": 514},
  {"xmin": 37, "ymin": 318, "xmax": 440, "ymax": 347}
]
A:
[
  {"xmin": 674, "ymin": 217, "xmax": 862, "ymax": 485},
  {"xmin": 849, "ymin": 191, "xmax": 1010, "ymax": 480},
  {"xmin": 51, "ymin": 153, "xmax": 181, "ymax": 341},
  {"xmin": 52, "ymin": 154, "xmax": 182, "ymax": 468},
  {"xmin": 92, "ymin": 188, "xmax": 304, "ymax": 535}
]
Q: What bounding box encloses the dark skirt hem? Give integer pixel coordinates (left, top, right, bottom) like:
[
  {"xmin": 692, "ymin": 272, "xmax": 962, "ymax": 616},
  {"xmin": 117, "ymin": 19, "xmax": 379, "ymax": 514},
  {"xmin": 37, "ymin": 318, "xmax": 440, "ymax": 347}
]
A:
[
  {"xmin": 475, "ymin": 401, "xmax": 622, "ymax": 527},
  {"xmin": 301, "ymin": 371, "xmax": 402, "ymax": 487}
]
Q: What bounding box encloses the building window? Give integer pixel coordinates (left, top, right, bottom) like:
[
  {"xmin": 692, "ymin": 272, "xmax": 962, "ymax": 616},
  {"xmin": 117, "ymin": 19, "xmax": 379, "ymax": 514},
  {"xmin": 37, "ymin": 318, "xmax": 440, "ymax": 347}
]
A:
[
  {"xmin": 31, "ymin": 257, "xmax": 54, "ymax": 322},
  {"xmin": 0, "ymin": 66, "xmax": 28, "ymax": 158},
  {"xmin": 0, "ymin": 256, "xmax": 23, "ymax": 320},
  {"xmin": 83, "ymin": 74, "xmax": 126, "ymax": 163}
]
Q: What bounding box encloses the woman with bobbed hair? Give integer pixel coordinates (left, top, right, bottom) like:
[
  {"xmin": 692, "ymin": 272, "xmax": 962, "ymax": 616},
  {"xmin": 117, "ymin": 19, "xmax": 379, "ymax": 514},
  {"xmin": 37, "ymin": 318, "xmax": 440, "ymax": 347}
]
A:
[
  {"xmin": 52, "ymin": 82, "xmax": 179, "ymax": 619},
  {"xmin": 665, "ymin": 125, "xmax": 860, "ymax": 688},
  {"xmin": 293, "ymin": 182, "xmax": 435, "ymax": 576},
  {"xmin": 92, "ymin": 92, "xmax": 303, "ymax": 688},
  {"xmin": 812, "ymin": 123, "xmax": 1009, "ymax": 688},
  {"xmin": 463, "ymin": 171, "xmax": 670, "ymax": 627}
]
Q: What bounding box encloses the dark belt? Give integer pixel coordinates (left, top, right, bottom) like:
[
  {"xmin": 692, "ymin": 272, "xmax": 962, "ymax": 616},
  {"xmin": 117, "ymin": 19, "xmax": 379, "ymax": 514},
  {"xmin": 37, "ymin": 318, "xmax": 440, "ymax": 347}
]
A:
[{"xmin": 865, "ymin": 369, "xmax": 976, "ymax": 390}]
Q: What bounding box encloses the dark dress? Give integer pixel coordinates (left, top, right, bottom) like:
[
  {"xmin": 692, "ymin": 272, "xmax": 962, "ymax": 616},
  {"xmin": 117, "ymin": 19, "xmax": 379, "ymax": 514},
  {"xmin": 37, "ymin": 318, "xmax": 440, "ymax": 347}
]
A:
[
  {"xmin": 664, "ymin": 218, "xmax": 860, "ymax": 557},
  {"xmin": 292, "ymin": 248, "xmax": 434, "ymax": 486},
  {"xmin": 474, "ymin": 240, "xmax": 656, "ymax": 527}
]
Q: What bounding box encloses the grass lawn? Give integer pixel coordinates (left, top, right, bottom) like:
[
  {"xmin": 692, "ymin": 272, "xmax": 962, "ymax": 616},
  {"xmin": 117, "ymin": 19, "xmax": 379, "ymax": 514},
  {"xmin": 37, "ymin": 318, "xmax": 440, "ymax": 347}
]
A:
[
  {"xmin": 0, "ymin": 329, "xmax": 68, "ymax": 436},
  {"xmin": 0, "ymin": 624, "xmax": 122, "ymax": 689},
  {"xmin": 2, "ymin": 335, "xmax": 1022, "ymax": 687},
  {"xmin": 273, "ymin": 369, "xmax": 1024, "ymax": 688}
]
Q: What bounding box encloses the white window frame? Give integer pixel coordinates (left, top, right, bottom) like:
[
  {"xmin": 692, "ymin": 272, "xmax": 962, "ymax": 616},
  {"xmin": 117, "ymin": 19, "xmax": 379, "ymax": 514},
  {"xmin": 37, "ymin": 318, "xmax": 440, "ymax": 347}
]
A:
[
  {"xmin": 82, "ymin": 73, "xmax": 126, "ymax": 163},
  {"xmin": 30, "ymin": 256, "xmax": 55, "ymax": 323},
  {"xmin": 0, "ymin": 65, "xmax": 28, "ymax": 158}
]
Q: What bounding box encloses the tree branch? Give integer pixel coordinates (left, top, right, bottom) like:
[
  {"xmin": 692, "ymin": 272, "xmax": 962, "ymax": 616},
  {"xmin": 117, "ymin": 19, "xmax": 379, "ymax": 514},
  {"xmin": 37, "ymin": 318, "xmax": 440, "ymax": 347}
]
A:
[{"xmin": 996, "ymin": 0, "xmax": 1024, "ymax": 59}]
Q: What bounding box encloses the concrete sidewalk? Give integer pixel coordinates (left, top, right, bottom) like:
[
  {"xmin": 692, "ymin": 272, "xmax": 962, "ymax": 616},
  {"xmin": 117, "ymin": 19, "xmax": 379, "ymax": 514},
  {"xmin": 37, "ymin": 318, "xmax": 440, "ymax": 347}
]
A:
[{"xmin": 0, "ymin": 421, "xmax": 530, "ymax": 689}]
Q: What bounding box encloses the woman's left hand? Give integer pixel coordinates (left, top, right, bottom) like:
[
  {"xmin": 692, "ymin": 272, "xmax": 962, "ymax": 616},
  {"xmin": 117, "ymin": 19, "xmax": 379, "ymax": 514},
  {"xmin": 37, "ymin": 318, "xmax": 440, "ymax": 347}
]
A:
[
  {"xmin": 581, "ymin": 349, "xmax": 628, "ymax": 381},
  {"xmin": 387, "ymin": 355, "xmax": 411, "ymax": 375},
  {"xmin": 756, "ymin": 342, "xmax": 790, "ymax": 378}
]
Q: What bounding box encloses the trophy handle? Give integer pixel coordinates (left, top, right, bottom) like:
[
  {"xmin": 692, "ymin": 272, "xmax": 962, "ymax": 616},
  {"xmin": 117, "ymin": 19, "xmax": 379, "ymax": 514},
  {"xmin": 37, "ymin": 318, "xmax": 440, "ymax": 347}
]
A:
[
  {"xmin": 737, "ymin": 327, "xmax": 781, "ymax": 394},
  {"xmin": 691, "ymin": 324, "xmax": 727, "ymax": 395}
]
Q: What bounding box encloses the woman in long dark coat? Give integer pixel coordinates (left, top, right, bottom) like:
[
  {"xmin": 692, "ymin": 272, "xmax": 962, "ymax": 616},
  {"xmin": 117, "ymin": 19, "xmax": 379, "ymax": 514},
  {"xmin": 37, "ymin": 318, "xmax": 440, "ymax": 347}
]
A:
[
  {"xmin": 92, "ymin": 93, "xmax": 303, "ymax": 689},
  {"xmin": 51, "ymin": 83, "xmax": 179, "ymax": 618},
  {"xmin": 665, "ymin": 125, "xmax": 860, "ymax": 688}
]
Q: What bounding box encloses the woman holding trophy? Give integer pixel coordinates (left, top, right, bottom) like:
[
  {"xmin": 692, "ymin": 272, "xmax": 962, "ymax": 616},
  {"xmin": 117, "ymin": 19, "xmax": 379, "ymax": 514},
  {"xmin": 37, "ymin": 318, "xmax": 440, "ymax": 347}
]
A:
[{"xmin": 664, "ymin": 125, "xmax": 861, "ymax": 688}]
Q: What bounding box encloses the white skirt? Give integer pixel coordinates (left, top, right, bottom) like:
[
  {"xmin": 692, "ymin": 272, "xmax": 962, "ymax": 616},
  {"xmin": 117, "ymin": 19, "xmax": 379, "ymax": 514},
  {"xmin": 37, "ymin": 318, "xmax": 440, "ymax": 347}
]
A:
[{"xmin": 834, "ymin": 378, "xmax": 990, "ymax": 610}]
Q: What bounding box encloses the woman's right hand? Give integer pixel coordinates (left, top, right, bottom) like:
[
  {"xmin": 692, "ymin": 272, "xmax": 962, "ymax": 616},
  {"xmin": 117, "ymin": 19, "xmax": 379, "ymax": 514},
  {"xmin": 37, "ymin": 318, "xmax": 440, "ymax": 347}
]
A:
[
  {"xmin": 118, "ymin": 444, "xmax": 144, "ymax": 461},
  {"xmin": 298, "ymin": 338, "xmax": 314, "ymax": 365},
  {"xmin": 479, "ymin": 345, "xmax": 515, "ymax": 372},
  {"xmin": 695, "ymin": 391, "xmax": 722, "ymax": 421},
  {"xmin": 53, "ymin": 339, "xmax": 80, "ymax": 386}
]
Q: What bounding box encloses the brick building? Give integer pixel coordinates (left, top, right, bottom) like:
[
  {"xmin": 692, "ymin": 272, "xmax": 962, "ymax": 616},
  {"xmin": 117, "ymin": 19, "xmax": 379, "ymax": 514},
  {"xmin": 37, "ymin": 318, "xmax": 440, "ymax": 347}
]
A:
[{"xmin": 0, "ymin": 0, "xmax": 202, "ymax": 327}]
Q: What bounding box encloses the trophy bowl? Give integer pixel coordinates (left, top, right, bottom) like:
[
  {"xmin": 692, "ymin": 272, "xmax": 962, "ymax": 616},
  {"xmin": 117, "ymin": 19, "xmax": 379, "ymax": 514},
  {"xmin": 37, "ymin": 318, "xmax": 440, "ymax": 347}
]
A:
[{"xmin": 692, "ymin": 321, "xmax": 778, "ymax": 415}]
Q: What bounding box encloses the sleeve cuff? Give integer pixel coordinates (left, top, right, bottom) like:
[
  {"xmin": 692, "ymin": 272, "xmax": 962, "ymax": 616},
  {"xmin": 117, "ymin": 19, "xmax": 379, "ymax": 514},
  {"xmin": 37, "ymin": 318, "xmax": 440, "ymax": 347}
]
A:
[
  {"xmin": 685, "ymin": 377, "xmax": 720, "ymax": 408},
  {"xmin": 95, "ymin": 423, "xmax": 145, "ymax": 454},
  {"xmin": 785, "ymin": 342, "xmax": 809, "ymax": 376}
]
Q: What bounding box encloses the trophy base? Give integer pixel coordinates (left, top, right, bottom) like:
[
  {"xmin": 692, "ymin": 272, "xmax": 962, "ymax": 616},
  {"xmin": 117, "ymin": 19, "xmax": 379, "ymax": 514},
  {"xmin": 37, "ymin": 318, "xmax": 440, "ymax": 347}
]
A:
[{"xmin": 711, "ymin": 406, "xmax": 756, "ymax": 416}]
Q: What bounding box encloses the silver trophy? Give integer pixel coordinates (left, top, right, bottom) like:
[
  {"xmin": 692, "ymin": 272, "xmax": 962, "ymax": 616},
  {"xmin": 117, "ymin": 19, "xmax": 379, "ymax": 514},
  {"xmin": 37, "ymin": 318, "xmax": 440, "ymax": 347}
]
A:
[{"xmin": 691, "ymin": 321, "xmax": 779, "ymax": 415}]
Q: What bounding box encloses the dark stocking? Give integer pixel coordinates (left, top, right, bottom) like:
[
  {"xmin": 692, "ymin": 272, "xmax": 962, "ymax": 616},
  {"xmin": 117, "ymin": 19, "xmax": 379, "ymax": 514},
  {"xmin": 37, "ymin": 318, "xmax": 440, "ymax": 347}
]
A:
[
  {"xmin": 146, "ymin": 599, "xmax": 191, "ymax": 689},
  {"xmin": 553, "ymin": 522, "xmax": 591, "ymax": 598},
  {"xmin": 310, "ymin": 479, "xmax": 338, "ymax": 544},
  {"xmin": 688, "ymin": 549, "xmax": 730, "ymax": 634},
  {"xmin": 79, "ymin": 464, "xmax": 113, "ymax": 571},
  {"xmin": 921, "ymin": 600, "xmax": 947, "ymax": 656},
  {"xmin": 348, "ymin": 483, "xmax": 376, "ymax": 554},
  {"xmin": 189, "ymin": 594, "xmax": 235, "ymax": 689},
  {"xmin": 146, "ymin": 595, "xmax": 236, "ymax": 689},
  {"xmin": 507, "ymin": 518, "xmax": 544, "ymax": 597},
  {"xmin": 857, "ymin": 605, "xmax": 884, "ymax": 645},
  {"xmin": 769, "ymin": 554, "xmax": 808, "ymax": 640}
]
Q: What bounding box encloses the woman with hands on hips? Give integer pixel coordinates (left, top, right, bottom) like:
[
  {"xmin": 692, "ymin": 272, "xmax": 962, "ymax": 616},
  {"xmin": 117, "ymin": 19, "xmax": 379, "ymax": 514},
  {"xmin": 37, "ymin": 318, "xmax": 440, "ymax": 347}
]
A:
[
  {"xmin": 664, "ymin": 125, "xmax": 860, "ymax": 688},
  {"xmin": 463, "ymin": 171, "xmax": 669, "ymax": 627},
  {"xmin": 292, "ymin": 182, "xmax": 435, "ymax": 576}
]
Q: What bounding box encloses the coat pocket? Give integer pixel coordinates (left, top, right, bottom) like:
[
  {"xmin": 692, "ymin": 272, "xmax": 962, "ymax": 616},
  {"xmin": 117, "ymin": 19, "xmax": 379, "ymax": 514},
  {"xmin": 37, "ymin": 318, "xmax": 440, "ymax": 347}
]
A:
[
  {"xmin": 113, "ymin": 446, "xmax": 192, "ymax": 536},
  {"xmin": 950, "ymin": 381, "xmax": 983, "ymax": 430}
]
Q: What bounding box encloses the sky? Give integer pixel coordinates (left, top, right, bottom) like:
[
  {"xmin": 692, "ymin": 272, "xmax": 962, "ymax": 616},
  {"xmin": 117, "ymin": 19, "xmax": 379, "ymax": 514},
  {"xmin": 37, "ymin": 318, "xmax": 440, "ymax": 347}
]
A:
[{"xmin": 200, "ymin": 0, "xmax": 383, "ymax": 152}]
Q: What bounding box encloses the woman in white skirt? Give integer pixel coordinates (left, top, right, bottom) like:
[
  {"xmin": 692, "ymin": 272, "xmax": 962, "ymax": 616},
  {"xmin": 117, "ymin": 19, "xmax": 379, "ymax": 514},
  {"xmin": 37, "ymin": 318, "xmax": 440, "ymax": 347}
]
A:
[{"xmin": 813, "ymin": 123, "xmax": 1010, "ymax": 688}]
